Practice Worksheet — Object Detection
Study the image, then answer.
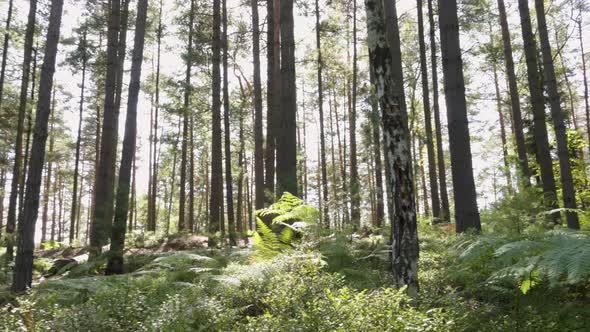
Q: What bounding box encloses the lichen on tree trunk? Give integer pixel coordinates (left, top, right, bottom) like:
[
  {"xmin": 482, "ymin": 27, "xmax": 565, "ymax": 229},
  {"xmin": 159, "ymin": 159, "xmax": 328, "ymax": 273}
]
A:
[{"xmin": 365, "ymin": 0, "xmax": 419, "ymax": 294}]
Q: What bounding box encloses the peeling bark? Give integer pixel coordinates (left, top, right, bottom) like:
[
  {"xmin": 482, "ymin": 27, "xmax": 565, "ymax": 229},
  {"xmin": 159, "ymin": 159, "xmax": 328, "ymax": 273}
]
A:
[{"xmin": 365, "ymin": 0, "xmax": 419, "ymax": 294}]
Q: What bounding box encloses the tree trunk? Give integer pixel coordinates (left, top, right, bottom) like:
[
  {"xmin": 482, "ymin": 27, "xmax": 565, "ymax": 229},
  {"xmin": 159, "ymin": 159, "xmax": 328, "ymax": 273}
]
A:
[
  {"xmin": 490, "ymin": 27, "xmax": 513, "ymax": 193},
  {"xmin": 210, "ymin": 0, "xmax": 224, "ymax": 247},
  {"xmin": 0, "ymin": 168, "xmax": 6, "ymax": 238},
  {"xmin": 148, "ymin": 0, "xmax": 163, "ymax": 232},
  {"xmin": 265, "ymin": 0, "xmax": 280, "ymax": 204},
  {"xmin": 251, "ymin": 0, "xmax": 265, "ymax": 211},
  {"xmin": 349, "ymin": 0, "xmax": 360, "ymax": 228},
  {"xmin": 179, "ymin": 0, "xmax": 195, "ymax": 232},
  {"xmin": 13, "ymin": 0, "xmax": 64, "ymax": 291},
  {"xmin": 237, "ymin": 77, "xmax": 247, "ymax": 235},
  {"xmin": 276, "ymin": 0, "xmax": 298, "ymax": 196},
  {"xmin": 128, "ymin": 153, "xmax": 136, "ymax": 233},
  {"xmin": 189, "ymin": 115, "xmax": 196, "ymax": 232},
  {"xmin": 90, "ymin": 0, "xmax": 122, "ymax": 259},
  {"xmin": 518, "ymin": 0, "xmax": 559, "ymax": 221},
  {"xmin": 21, "ymin": 45, "xmax": 37, "ymax": 221},
  {"xmin": 438, "ymin": 0, "xmax": 481, "ymax": 232},
  {"xmin": 167, "ymin": 118, "xmax": 182, "ymax": 237},
  {"xmin": 427, "ymin": 0, "xmax": 450, "ymax": 222},
  {"xmin": 534, "ymin": 0, "xmax": 579, "ymax": 229},
  {"xmin": 5, "ymin": 0, "xmax": 37, "ymax": 263},
  {"xmin": 0, "ymin": 0, "xmax": 13, "ymax": 115},
  {"xmin": 41, "ymin": 114, "xmax": 55, "ymax": 246},
  {"xmin": 57, "ymin": 173, "xmax": 64, "ymax": 242},
  {"xmin": 419, "ymin": 138, "xmax": 430, "ymax": 216},
  {"xmin": 366, "ymin": 0, "xmax": 419, "ymax": 294},
  {"xmin": 222, "ymin": 0, "xmax": 236, "ymax": 245},
  {"xmin": 70, "ymin": 31, "xmax": 87, "ymax": 244},
  {"xmin": 106, "ymin": 0, "xmax": 148, "ymax": 275},
  {"xmin": 76, "ymin": 163, "xmax": 84, "ymax": 240},
  {"xmin": 314, "ymin": 0, "xmax": 329, "ymax": 227},
  {"xmin": 329, "ymin": 96, "xmax": 340, "ymax": 227},
  {"xmin": 369, "ymin": 70, "xmax": 385, "ymax": 227},
  {"xmin": 497, "ymin": 0, "xmax": 531, "ymax": 190},
  {"xmin": 579, "ymin": 13, "xmax": 590, "ymax": 158},
  {"xmin": 417, "ymin": 0, "xmax": 441, "ymax": 221}
]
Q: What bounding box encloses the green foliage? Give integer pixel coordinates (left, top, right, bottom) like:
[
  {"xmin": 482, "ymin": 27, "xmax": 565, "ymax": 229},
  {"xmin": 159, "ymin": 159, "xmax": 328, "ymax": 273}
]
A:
[
  {"xmin": 454, "ymin": 230, "xmax": 590, "ymax": 292},
  {"xmin": 253, "ymin": 193, "xmax": 318, "ymax": 258}
]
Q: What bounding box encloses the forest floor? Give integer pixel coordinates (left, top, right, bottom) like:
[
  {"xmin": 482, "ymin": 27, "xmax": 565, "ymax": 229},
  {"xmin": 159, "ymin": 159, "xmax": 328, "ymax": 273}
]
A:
[{"xmin": 0, "ymin": 223, "xmax": 589, "ymax": 331}]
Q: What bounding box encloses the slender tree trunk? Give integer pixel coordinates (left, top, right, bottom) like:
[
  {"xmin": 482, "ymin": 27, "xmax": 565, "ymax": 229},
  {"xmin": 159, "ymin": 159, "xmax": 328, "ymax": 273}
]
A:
[
  {"xmin": 41, "ymin": 115, "xmax": 55, "ymax": 246},
  {"xmin": 534, "ymin": 0, "xmax": 579, "ymax": 229},
  {"xmin": 51, "ymin": 161, "xmax": 59, "ymax": 243},
  {"xmin": 438, "ymin": 0, "xmax": 481, "ymax": 232},
  {"xmin": 369, "ymin": 71, "xmax": 385, "ymax": 227},
  {"xmin": 148, "ymin": 0, "xmax": 163, "ymax": 233},
  {"xmin": 179, "ymin": 0, "xmax": 195, "ymax": 232},
  {"xmin": 113, "ymin": 0, "xmax": 130, "ymax": 115},
  {"xmin": 189, "ymin": 115, "xmax": 196, "ymax": 232},
  {"xmin": 237, "ymin": 78, "xmax": 247, "ymax": 235},
  {"xmin": 554, "ymin": 31, "xmax": 579, "ymax": 138},
  {"xmin": 128, "ymin": 154, "xmax": 136, "ymax": 233},
  {"xmin": 90, "ymin": 0, "xmax": 122, "ymax": 259},
  {"xmin": 167, "ymin": 118, "xmax": 182, "ymax": 237},
  {"xmin": 57, "ymin": 174, "xmax": 64, "ymax": 242},
  {"xmin": 247, "ymin": 154, "xmax": 254, "ymax": 230},
  {"xmin": 276, "ymin": 0, "xmax": 298, "ymax": 196},
  {"xmin": 70, "ymin": 31, "xmax": 87, "ymax": 244},
  {"xmin": 419, "ymin": 139, "xmax": 430, "ymax": 215},
  {"xmin": 417, "ymin": 0, "xmax": 441, "ymax": 221},
  {"xmin": 13, "ymin": 0, "xmax": 64, "ymax": 291},
  {"xmin": 265, "ymin": 0, "xmax": 280, "ymax": 204},
  {"xmin": 314, "ymin": 0, "xmax": 329, "ymax": 227},
  {"xmin": 0, "ymin": 168, "xmax": 6, "ymax": 237},
  {"xmin": 579, "ymin": 13, "xmax": 590, "ymax": 158},
  {"xmin": 349, "ymin": 0, "xmax": 360, "ymax": 228},
  {"xmin": 427, "ymin": 0, "xmax": 450, "ymax": 222},
  {"xmin": 366, "ymin": 0, "xmax": 419, "ymax": 294},
  {"xmin": 210, "ymin": 0, "xmax": 224, "ymax": 247},
  {"xmin": 518, "ymin": 0, "xmax": 559, "ymax": 221},
  {"xmin": 222, "ymin": 0, "xmax": 236, "ymax": 245},
  {"xmin": 20, "ymin": 46, "xmax": 37, "ymax": 219},
  {"xmin": 329, "ymin": 97, "xmax": 339, "ymax": 227},
  {"xmin": 0, "ymin": 0, "xmax": 13, "ymax": 115},
  {"xmin": 497, "ymin": 0, "xmax": 531, "ymax": 190},
  {"xmin": 250, "ymin": 0, "xmax": 265, "ymax": 210},
  {"xmin": 89, "ymin": 30, "xmax": 103, "ymax": 237},
  {"xmin": 106, "ymin": 0, "xmax": 148, "ymax": 274},
  {"xmin": 76, "ymin": 162, "xmax": 84, "ymax": 240},
  {"xmin": 490, "ymin": 26, "xmax": 513, "ymax": 193},
  {"xmin": 5, "ymin": 0, "xmax": 37, "ymax": 263}
]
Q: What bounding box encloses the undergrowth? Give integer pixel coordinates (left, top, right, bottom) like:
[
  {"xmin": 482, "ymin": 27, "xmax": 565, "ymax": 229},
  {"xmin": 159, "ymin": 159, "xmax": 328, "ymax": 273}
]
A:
[{"xmin": 0, "ymin": 215, "xmax": 588, "ymax": 331}]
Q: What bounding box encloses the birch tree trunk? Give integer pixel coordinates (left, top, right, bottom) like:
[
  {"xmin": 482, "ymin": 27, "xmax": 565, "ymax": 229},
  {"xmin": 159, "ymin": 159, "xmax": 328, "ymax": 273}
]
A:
[{"xmin": 366, "ymin": 0, "xmax": 419, "ymax": 294}]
